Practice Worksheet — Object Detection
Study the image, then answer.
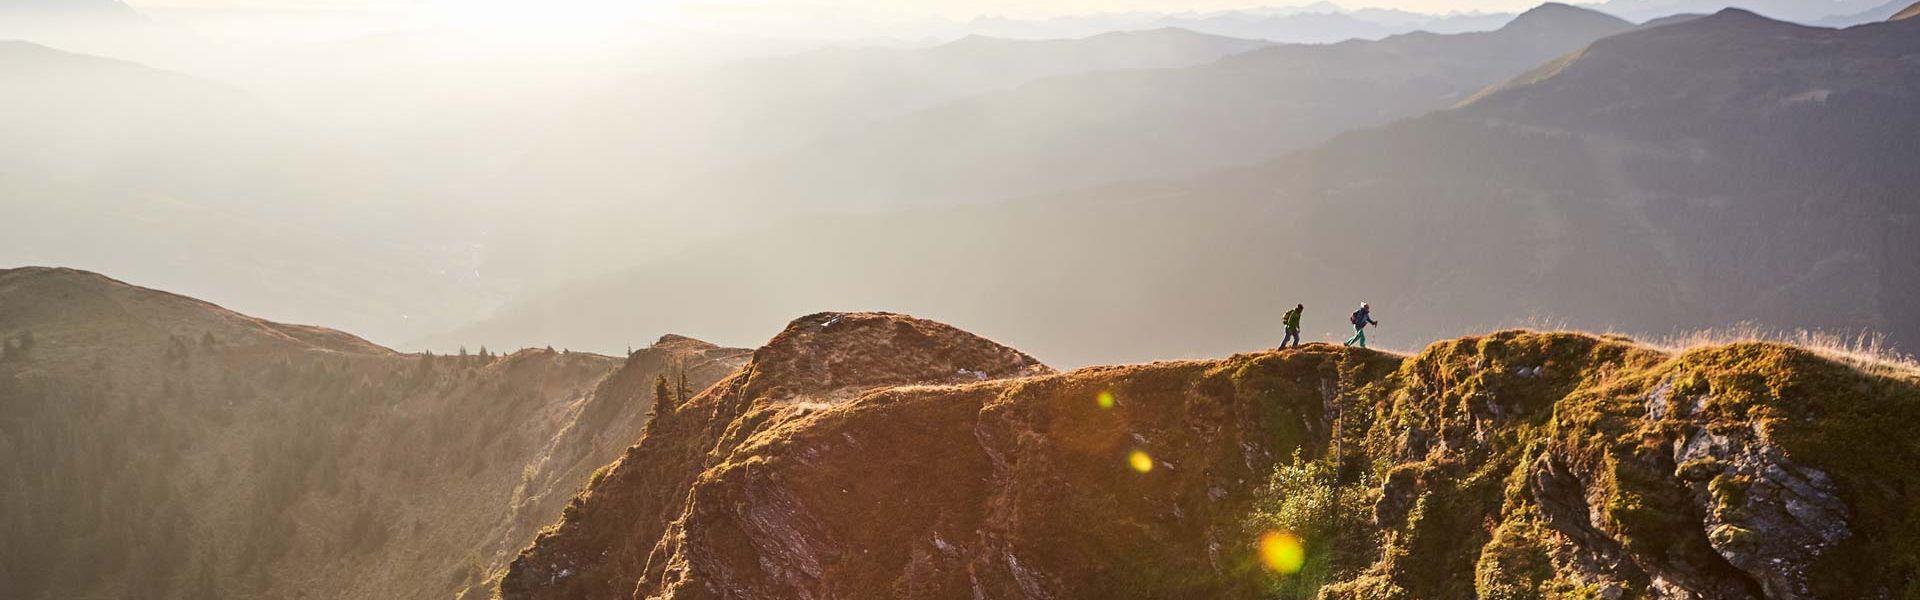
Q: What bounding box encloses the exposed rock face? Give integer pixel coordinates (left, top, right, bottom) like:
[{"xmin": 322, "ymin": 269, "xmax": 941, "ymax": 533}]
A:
[
  {"xmin": 1669, "ymin": 425, "xmax": 1848, "ymax": 599},
  {"xmin": 504, "ymin": 318, "xmax": 1920, "ymax": 599}
]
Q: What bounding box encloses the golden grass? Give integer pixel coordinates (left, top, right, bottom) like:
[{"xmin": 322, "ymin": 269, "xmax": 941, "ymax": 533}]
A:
[
  {"xmin": 1647, "ymin": 323, "xmax": 1920, "ymax": 376},
  {"xmin": 1483, "ymin": 315, "xmax": 1920, "ymax": 375}
]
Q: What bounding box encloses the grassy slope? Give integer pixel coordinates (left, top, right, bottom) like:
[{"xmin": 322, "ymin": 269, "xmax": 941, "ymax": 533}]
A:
[{"xmin": 0, "ymin": 268, "xmax": 746, "ymax": 600}]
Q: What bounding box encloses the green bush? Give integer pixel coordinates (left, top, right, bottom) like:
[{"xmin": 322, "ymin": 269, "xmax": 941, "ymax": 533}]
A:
[{"xmin": 1245, "ymin": 449, "xmax": 1380, "ymax": 599}]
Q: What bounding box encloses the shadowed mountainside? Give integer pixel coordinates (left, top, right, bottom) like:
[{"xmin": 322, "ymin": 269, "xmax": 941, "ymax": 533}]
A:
[
  {"xmin": 501, "ymin": 312, "xmax": 1919, "ymax": 599},
  {"xmin": 0, "ymin": 267, "xmax": 748, "ymax": 600}
]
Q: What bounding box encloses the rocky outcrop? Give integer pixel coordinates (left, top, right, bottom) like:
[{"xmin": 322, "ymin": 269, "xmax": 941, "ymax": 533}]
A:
[
  {"xmin": 504, "ymin": 318, "xmax": 1920, "ymax": 599},
  {"xmin": 500, "ymin": 312, "xmax": 1054, "ymax": 599},
  {"xmin": 1670, "ymin": 425, "xmax": 1848, "ymax": 599}
]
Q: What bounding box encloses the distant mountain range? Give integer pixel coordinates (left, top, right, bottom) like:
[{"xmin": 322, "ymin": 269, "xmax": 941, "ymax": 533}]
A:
[
  {"xmin": 951, "ymin": 0, "xmax": 1887, "ymax": 42},
  {"xmin": 964, "ymin": 5, "xmax": 1514, "ymax": 43},
  {"xmin": 443, "ymin": 7, "xmax": 1920, "ymax": 367},
  {"xmin": 665, "ymin": 3, "xmax": 1634, "ymax": 217},
  {"xmin": 1579, "ymin": 0, "xmax": 1887, "ymax": 22},
  {"xmin": 487, "ymin": 4, "xmax": 1638, "ymax": 289},
  {"xmin": 486, "ymin": 27, "xmax": 1276, "ymax": 279},
  {"xmin": 514, "ymin": 26, "xmax": 1272, "ymax": 193}
]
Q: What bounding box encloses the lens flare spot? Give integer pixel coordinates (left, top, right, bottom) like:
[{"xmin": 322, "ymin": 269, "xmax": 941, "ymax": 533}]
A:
[
  {"xmin": 1127, "ymin": 450, "xmax": 1154, "ymax": 473},
  {"xmin": 1097, "ymin": 391, "xmax": 1116, "ymax": 409},
  {"xmin": 1258, "ymin": 531, "xmax": 1307, "ymax": 574}
]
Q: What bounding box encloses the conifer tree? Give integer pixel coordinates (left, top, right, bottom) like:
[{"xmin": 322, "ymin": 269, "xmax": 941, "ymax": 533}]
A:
[
  {"xmin": 651, "ymin": 373, "xmax": 673, "ymax": 416},
  {"xmin": 676, "ymin": 365, "xmax": 691, "ymax": 405}
]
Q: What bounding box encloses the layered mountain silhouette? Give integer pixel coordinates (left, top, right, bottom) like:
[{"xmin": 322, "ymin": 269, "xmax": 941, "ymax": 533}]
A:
[
  {"xmin": 667, "ymin": 3, "xmax": 1632, "ymax": 215},
  {"xmin": 499, "ymin": 312, "xmax": 1920, "ymax": 598},
  {"xmin": 0, "ymin": 267, "xmax": 749, "ymax": 599},
  {"xmin": 1585, "ymin": 0, "xmax": 1887, "ymax": 22},
  {"xmin": 488, "ymin": 27, "xmax": 1275, "ymax": 276},
  {"xmin": 440, "ymin": 7, "xmax": 1920, "ymax": 368},
  {"xmin": 479, "ymin": 3, "xmax": 1640, "ymax": 296},
  {"xmin": 968, "ymin": 7, "xmax": 1515, "ymax": 44},
  {"xmin": 513, "ymin": 27, "xmax": 1271, "ymax": 203}
]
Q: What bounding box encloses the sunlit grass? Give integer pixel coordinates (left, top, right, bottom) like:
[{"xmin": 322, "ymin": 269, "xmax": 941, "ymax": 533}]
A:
[
  {"xmin": 1651, "ymin": 323, "xmax": 1920, "ymax": 375},
  {"xmin": 1490, "ymin": 317, "xmax": 1920, "ymax": 375}
]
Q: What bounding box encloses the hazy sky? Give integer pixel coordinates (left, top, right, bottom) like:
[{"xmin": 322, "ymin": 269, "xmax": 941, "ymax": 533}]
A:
[{"xmin": 125, "ymin": 0, "xmax": 1547, "ymax": 20}]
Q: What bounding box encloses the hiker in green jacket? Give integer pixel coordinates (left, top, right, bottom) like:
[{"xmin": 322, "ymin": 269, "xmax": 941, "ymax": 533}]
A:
[
  {"xmin": 1280, "ymin": 304, "xmax": 1304, "ymax": 349},
  {"xmin": 1344, "ymin": 303, "xmax": 1379, "ymax": 348}
]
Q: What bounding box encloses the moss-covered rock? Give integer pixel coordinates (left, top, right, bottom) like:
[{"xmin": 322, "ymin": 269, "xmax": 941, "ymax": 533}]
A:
[{"xmin": 1243, "ymin": 332, "xmax": 1920, "ymax": 599}]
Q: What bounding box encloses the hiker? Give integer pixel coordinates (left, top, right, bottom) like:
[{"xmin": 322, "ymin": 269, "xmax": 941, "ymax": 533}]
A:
[
  {"xmin": 1343, "ymin": 303, "xmax": 1379, "ymax": 348},
  {"xmin": 1280, "ymin": 304, "xmax": 1304, "ymax": 349}
]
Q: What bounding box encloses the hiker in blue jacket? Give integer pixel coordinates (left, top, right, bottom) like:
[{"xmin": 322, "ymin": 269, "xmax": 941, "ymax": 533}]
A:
[{"xmin": 1343, "ymin": 303, "xmax": 1379, "ymax": 348}]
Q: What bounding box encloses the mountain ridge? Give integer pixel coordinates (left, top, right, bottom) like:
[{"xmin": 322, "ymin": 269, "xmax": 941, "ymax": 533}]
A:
[
  {"xmin": 499, "ymin": 311, "xmax": 1920, "ymax": 598},
  {"xmin": 1895, "ymin": 0, "xmax": 1920, "ymax": 20}
]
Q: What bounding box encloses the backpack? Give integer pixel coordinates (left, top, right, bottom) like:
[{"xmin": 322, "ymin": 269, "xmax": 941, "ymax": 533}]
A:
[{"xmin": 1350, "ymin": 310, "xmax": 1365, "ymax": 326}]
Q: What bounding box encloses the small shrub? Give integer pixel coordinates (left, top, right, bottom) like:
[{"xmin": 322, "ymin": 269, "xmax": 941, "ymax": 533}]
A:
[{"xmin": 1244, "ymin": 449, "xmax": 1380, "ymax": 599}]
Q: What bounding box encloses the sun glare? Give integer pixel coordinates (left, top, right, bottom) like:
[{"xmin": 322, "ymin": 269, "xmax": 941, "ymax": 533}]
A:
[
  {"xmin": 1127, "ymin": 450, "xmax": 1153, "ymax": 473},
  {"xmin": 1258, "ymin": 531, "xmax": 1307, "ymax": 575}
]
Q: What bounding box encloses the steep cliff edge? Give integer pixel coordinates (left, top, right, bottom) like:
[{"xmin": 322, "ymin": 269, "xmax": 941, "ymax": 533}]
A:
[{"xmin": 503, "ymin": 315, "xmax": 1918, "ymax": 599}]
